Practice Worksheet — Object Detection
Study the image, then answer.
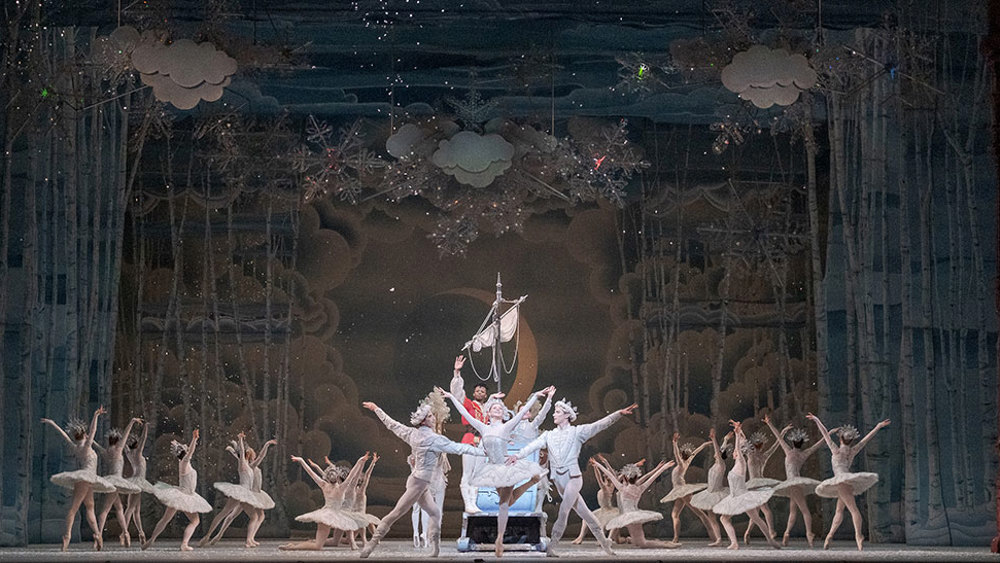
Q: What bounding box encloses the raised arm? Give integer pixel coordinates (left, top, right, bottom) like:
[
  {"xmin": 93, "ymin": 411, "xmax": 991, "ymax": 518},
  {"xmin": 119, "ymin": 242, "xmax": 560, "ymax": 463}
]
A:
[
  {"xmin": 225, "ymin": 441, "xmax": 240, "ymax": 460},
  {"xmin": 345, "ymin": 453, "xmax": 371, "ymax": 488},
  {"xmin": 577, "ymin": 403, "xmax": 636, "ymax": 442},
  {"xmin": 121, "ymin": 417, "xmax": 141, "ymax": 449},
  {"xmin": 307, "ymin": 458, "xmax": 325, "ymax": 475},
  {"xmin": 184, "ymin": 428, "xmax": 200, "ymax": 460},
  {"xmin": 363, "ymin": 402, "xmax": 413, "ymax": 442},
  {"xmin": 292, "ymin": 455, "xmax": 326, "ymax": 488},
  {"xmin": 235, "ymin": 432, "xmax": 248, "ymax": 459},
  {"xmin": 361, "ymin": 452, "xmax": 379, "ymax": 489},
  {"xmin": 87, "ymin": 406, "xmax": 107, "ymax": 449},
  {"xmin": 764, "ymin": 415, "xmax": 792, "ymax": 454},
  {"xmin": 532, "ymin": 388, "xmax": 555, "ymax": 430},
  {"xmin": 438, "ymin": 387, "xmax": 488, "ymax": 435},
  {"xmin": 449, "ymin": 356, "xmax": 467, "ymax": 403},
  {"xmin": 592, "ymin": 460, "xmax": 626, "ymax": 491},
  {"xmin": 764, "ymin": 429, "xmax": 787, "ymax": 460},
  {"xmin": 671, "ymin": 432, "xmax": 682, "ymax": 462},
  {"xmin": 806, "ymin": 413, "xmax": 837, "ymax": 452},
  {"xmin": 638, "ymin": 460, "xmax": 675, "ymax": 488},
  {"xmin": 138, "ymin": 422, "xmax": 150, "ymax": 455},
  {"xmin": 504, "ymin": 389, "xmax": 547, "ymax": 432},
  {"xmin": 855, "ymin": 419, "xmax": 891, "ymax": 451},
  {"xmin": 40, "ymin": 419, "xmax": 75, "ymax": 445},
  {"xmin": 251, "ymin": 439, "xmax": 277, "ymax": 468},
  {"xmin": 690, "ymin": 440, "xmax": 711, "ymax": 460}
]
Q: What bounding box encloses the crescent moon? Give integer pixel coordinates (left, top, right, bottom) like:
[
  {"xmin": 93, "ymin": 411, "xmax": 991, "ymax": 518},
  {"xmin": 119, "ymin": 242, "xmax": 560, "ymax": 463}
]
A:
[{"xmin": 438, "ymin": 288, "xmax": 538, "ymax": 407}]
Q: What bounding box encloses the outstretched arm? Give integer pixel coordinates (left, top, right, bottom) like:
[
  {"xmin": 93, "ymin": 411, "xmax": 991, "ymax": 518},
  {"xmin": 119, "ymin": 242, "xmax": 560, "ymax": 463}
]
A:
[
  {"xmin": 122, "ymin": 417, "xmax": 141, "ymax": 449},
  {"xmin": 505, "ymin": 389, "xmax": 547, "ymax": 431},
  {"xmin": 40, "ymin": 419, "xmax": 74, "ymax": 445},
  {"xmin": 671, "ymin": 433, "xmax": 682, "ymax": 463},
  {"xmin": 361, "ymin": 452, "xmax": 379, "ymax": 490},
  {"xmin": 186, "ymin": 428, "xmax": 200, "ymax": 460},
  {"xmin": 437, "ymin": 387, "xmax": 488, "ymax": 435},
  {"xmin": 806, "ymin": 413, "xmax": 837, "ymax": 452},
  {"xmin": 307, "ymin": 459, "xmax": 325, "ymax": 475},
  {"xmin": 763, "ymin": 415, "xmax": 792, "ymax": 454},
  {"xmin": 763, "ymin": 428, "xmax": 788, "ymax": 461},
  {"xmin": 449, "ymin": 356, "xmax": 468, "ymax": 403},
  {"xmin": 363, "ymin": 402, "xmax": 413, "ymax": 442},
  {"xmin": 638, "ymin": 460, "xmax": 675, "ymax": 488},
  {"xmin": 511, "ymin": 433, "xmax": 547, "ymax": 461},
  {"xmin": 532, "ymin": 388, "xmax": 555, "ymax": 430},
  {"xmin": 577, "ymin": 403, "xmax": 637, "ymax": 442},
  {"xmin": 345, "ymin": 453, "xmax": 371, "ymax": 488},
  {"xmin": 690, "ymin": 440, "xmax": 712, "ymax": 460},
  {"xmin": 292, "ymin": 456, "xmax": 326, "ymax": 488},
  {"xmin": 236, "ymin": 432, "xmax": 247, "ymax": 459},
  {"xmin": 803, "ymin": 428, "xmax": 837, "ymax": 457},
  {"xmin": 87, "ymin": 406, "xmax": 107, "ymax": 449},
  {"xmin": 592, "ymin": 460, "xmax": 626, "ymax": 491},
  {"xmin": 251, "ymin": 439, "xmax": 278, "ymax": 468},
  {"xmin": 855, "ymin": 420, "xmax": 891, "ymax": 451},
  {"xmin": 225, "ymin": 444, "xmax": 240, "ymax": 460},
  {"xmin": 138, "ymin": 422, "xmax": 150, "ymax": 455}
]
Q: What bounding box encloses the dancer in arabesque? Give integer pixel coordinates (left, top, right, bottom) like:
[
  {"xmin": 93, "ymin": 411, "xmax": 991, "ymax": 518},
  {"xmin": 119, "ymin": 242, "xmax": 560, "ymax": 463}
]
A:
[
  {"xmin": 689, "ymin": 427, "xmax": 731, "ymax": 546},
  {"xmin": 143, "ymin": 428, "xmax": 213, "ymax": 551},
  {"xmin": 659, "ymin": 432, "xmax": 716, "ymax": 544},
  {"xmin": 94, "ymin": 417, "xmax": 143, "ymax": 546}
]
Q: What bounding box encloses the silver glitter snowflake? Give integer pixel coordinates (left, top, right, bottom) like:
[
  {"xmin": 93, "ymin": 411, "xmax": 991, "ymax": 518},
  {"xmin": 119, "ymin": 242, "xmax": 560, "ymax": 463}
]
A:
[{"xmin": 293, "ymin": 116, "xmax": 386, "ymax": 203}]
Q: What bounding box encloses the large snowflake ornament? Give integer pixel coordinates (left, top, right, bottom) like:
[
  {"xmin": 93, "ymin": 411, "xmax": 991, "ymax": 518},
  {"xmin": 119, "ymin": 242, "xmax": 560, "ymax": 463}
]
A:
[{"xmin": 293, "ymin": 116, "xmax": 385, "ymax": 203}]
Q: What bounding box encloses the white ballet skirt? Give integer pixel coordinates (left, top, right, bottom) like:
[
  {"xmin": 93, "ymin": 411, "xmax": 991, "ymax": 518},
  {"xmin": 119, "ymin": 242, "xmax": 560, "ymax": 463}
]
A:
[
  {"xmin": 101, "ymin": 454, "xmax": 141, "ymax": 494},
  {"xmin": 690, "ymin": 488, "xmax": 730, "ymax": 510},
  {"xmin": 746, "ymin": 477, "xmax": 781, "ymax": 490},
  {"xmin": 51, "ymin": 447, "xmax": 115, "ymax": 493},
  {"xmin": 712, "ymin": 470, "xmax": 774, "ymax": 516},
  {"xmin": 468, "ymin": 435, "xmax": 544, "ymax": 488},
  {"xmin": 772, "ymin": 476, "xmax": 820, "ymax": 497},
  {"xmin": 153, "ymin": 468, "xmax": 212, "ymax": 513},
  {"xmin": 213, "ymin": 482, "xmax": 272, "ymax": 509},
  {"xmin": 251, "ymin": 467, "xmax": 275, "ymax": 510},
  {"xmin": 127, "ymin": 475, "xmax": 157, "ymax": 494},
  {"xmin": 592, "ymin": 488, "xmax": 620, "ymax": 527},
  {"xmin": 348, "ymin": 511, "xmax": 381, "ymax": 527},
  {"xmin": 660, "ymin": 482, "xmax": 708, "ymax": 503},
  {"xmin": 815, "ymin": 472, "xmax": 878, "ymax": 497},
  {"xmin": 605, "ymin": 484, "xmax": 661, "ymax": 530},
  {"xmin": 296, "ymin": 502, "xmax": 362, "ymax": 531},
  {"xmin": 124, "ymin": 449, "xmax": 154, "ymax": 493}
]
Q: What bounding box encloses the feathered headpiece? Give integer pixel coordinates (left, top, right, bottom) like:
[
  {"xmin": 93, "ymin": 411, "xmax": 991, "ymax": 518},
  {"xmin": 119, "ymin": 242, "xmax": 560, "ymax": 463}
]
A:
[
  {"xmin": 410, "ymin": 402, "xmax": 434, "ymax": 426},
  {"xmin": 618, "ymin": 463, "xmax": 643, "ymax": 481},
  {"xmin": 483, "ymin": 394, "xmax": 511, "ymax": 421},
  {"xmin": 169, "ymin": 440, "xmax": 188, "ymax": 457},
  {"xmin": 554, "ymin": 399, "xmax": 578, "ymax": 421},
  {"xmin": 323, "ymin": 464, "xmax": 349, "ymax": 483},
  {"xmin": 65, "ymin": 418, "xmax": 88, "ymax": 440},
  {"xmin": 839, "ymin": 425, "xmax": 860, "ymax": 443},
  {"xmin": 680, "ymin": 442, "xmax": 697, "ymax": 457},
  {"xmin": 749, "ymin": 430, "xmax": 768, "ymax": 446},
  {"xmin": 785, "ymin": 427, "xmax": 810, "ymax": 446},
  {"xmin": 739, "ymin": 440, "xmax": 754, "ymax": 455},
  {"xmin": 106, "ymin": 427, "xmax": 123, "ymax": 444}
]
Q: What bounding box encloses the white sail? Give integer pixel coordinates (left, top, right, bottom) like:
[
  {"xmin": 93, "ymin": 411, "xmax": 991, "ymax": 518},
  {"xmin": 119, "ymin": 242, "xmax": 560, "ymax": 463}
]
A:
[{"xmin": 466, "ymin": 304, "xmax": 520, "ymax": 352}]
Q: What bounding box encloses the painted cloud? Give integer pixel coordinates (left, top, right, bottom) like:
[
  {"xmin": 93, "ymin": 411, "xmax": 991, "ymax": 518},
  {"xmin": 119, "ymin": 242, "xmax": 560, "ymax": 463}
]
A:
[
  {"xmin": 431, "ymin": 131, "xmax": 515, "ymax": 188},
  {"xmin": 132, "ymin": 38, "xmax": 237, "ymax": 110},
  {"xmin": 720, "ymin": 45, "xmax": 817, "ymax": 109}
]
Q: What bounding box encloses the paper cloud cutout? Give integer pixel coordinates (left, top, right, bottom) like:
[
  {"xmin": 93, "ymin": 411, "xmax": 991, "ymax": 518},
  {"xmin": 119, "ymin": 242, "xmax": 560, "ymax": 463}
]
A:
[
  {"xmin": 721, "ymin": 45, "xmax": 817, "ymax": 108},
  {"xmin": 386, "ymin": 123, "xmax": 427, "ymax": 159},
  {"xmin": 431, "ymin": 131, "xmax": 514, "ymax": 188},
  {"xmin": 132, "ymin": 38, "xmax": 237, "ymax": 110}
]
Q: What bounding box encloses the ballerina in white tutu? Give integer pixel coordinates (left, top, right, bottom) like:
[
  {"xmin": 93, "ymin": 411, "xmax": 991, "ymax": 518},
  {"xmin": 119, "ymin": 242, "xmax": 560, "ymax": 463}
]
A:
[
  {"xmin": 689, "ymin": 428, "xmax": 731, "ymax": 546},
  {"xmin": 764, "ymin": 414, "xmax": 835, "ymax": 546},
  {"xmin": 740, "ymin": 428, "xmax": 783, "ymax": 543},
  {"xmin": 660, "ymin": 432, "xmax": 716, "ymax": 544},
  {"xmin": 200, "ymin": 432, "xmax": 276, "ymax": 547},
  {"xmin": 242, "ymin": 438, "xmax": 276, "ymax": 546},
  {"xmin": 40, "ymin": 406, "xmax": 116, "ymax": 551},
  {"xmin": 143, "ymin": 428, "xmax": 213, "ymax": 551},
  {"xmin": 571, "ymin": 456, "xmax": 621, "ymax": 545},
  {"xmin": 511, "ymin": 389, "xmax": 555, "ymax": 515},
  {"xmin": 94, "ymin": 417, "xmax": 143, "ymax": 546},
  {"xmin": 350, "ymin": 452, "xmax": 380, "ymax": 544},
  {"xmin": 439, "ymin": 384, "xmax": 552, "ymax": 557},
  {"xmin": 594, "ymin": 455, "xmax": 679, "ymax": 548},
  {"xmin": 712, "ymin": 420, "xmax": 781, "ymax": 551},
  {"xmin": 318, "ymin": 453, "xmax": 378, "ymax": 549},
  {"xmin": 359, "ymin": 400, "xmax": 485, "ymax": 558},
  {"xmin": 281, "ymin": 452, "xmax": 369, "ymax": 551},
  {"xmin": 123, "ymin": 420, "xmax": 154, "ymax": 545},
  {"xmin": 807, "ymin": 413, "xmax": 890, "ymax": 551}
]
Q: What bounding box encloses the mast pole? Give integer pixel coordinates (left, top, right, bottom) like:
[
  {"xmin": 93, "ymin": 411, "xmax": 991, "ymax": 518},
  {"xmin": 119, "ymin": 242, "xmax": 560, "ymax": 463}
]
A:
[{"xmin": 493, "ymin": 272, "xmax": 503, "ymax": 392}]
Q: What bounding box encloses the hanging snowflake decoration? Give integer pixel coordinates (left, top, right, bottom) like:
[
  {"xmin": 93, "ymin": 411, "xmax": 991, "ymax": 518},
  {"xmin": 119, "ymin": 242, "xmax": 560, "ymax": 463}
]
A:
[
  {"xmin": 558, "ymin": 119, "xmax": 649, "ymax": 205},
  {"xmin": 292, "ymin": 115, "xmax": 386, "ymax": 203},
  {"xmin": 445, "ymin": 87, "xmax": 499, "ymax": 130},
  {"xmin": 428, "ymin": 214, "xmax": 480, "ymax": 258}
]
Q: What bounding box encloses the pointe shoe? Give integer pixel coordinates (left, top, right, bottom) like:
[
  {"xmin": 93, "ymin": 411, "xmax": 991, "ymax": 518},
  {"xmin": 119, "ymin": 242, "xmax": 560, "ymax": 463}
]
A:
[
  {"xmin": 727, "ymin": 542, "xmax": 739, "ymax": 550},
  {"xmin": 93, "ymin": 536, "xmax": 103, "ymax": 551},
  {"xmin": 545, "ymin": 544, "xmax": 560, "ymax": 557},
  {"xmin": 807, "ymin": 533, "xmax": 815, "ymax": 548},
  {"xmin": 197, "ymin": 536, "xmax": 211, "ymax": 548},
  {"xmin": 823, "ymin": 537, "xmax": 832, "ymax": 550},
  {"xmin": 495, "ymin": 539, "xmax": 504, "ymax": 557},
  {"xmin": 413, "ymin": 534, "xmax": 420, "ymax": 548},
  {"xmin": 141, "ymin": 541, "xmax": 152, "ymax": 551},
  {"xmin": 782, "ymin": 532, "xmax": 790, "ymax": 546},
  {"xmin": 856, "ymin": 535, "xmax": 865, "ymax": 551},
  {"xmin": 138, "ymin": 532, "xmax": 147, "ymax": 544},
  {"xmin": 707, "ymin": 539, "xmax": 723, "ymax": 547},
  {"xmin": 62, "ymin": 535, "xmax": 71, "ymax": 552},
  {"xmin": 180, "ymin": 544, "xmax": 193, "ymax": 551}
]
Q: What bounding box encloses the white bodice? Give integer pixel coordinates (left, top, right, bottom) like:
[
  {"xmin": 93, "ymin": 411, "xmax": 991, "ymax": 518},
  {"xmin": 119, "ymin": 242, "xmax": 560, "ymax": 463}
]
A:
[
  {"xmin": 830, "ymin": 446, "xmax": 856, "ymax": 476},
  {"xmin": 104, "ymin": 448, "xmax": 125, "ymax": 477},
  {"xmin": 481, "ymin": 435, "xmax": 509, "ymax": 464},
  {"xmin": 746, "ymin": 448, "xmax": 767, "ymax": 479},
  {"xmin": 237, "ymin": 459, "xmax": 254, "ymax": 488},
  {"xmin": 783, "ymin": 448, "xmax": 808, "ymax": 478},
  {"xmin": 597, "ymin": 486, "xmax": 614, "ymax": 509},
  {"xmin": 178, "ymin": 465, "xmax": 198, "ymax": 493},
  {"xmin": 706, "ymin": 461, "xmax": 726, "ymax": 492},
  {"xmin": 252, "ymin": 467, "xmax": 263, "ymax": 492},
  {"xmin": 670, "ymin": 464, "xmax": 686, "ymax": 487},
  {"xmin": 618, "ymin": 484, "xmax": 643, "ymax": 512},
  {"xmin": 77, "ymin": 444, "xmax": 99, "ymax": 473},
  {"xmin": 125, "ymin": 448, "xmax": 147, "ymax": 479},
  {"xmin": 321, "ymin": 482, "xmax": 348, "ymax": 509},
  {"xmin": 727, "ymin": 467, "xmax": 748, "ymax": 496}
]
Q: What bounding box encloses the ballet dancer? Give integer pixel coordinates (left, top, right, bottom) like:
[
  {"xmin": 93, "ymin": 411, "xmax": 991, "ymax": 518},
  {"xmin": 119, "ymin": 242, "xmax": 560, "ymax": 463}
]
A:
[
  {"xmin": 41, "ymin": 406, "xmax": 115, "ymax": 551},
  {"xmin": 143, "ymin": 428, "xmax": 213, "ymax": 551},
  {"xmin": 359, "ymin": 399, "xmax": 485, "ymax": 558},
  {"xmin": 807, "ymin": 413, "xmax": 890, "ymax": 551},
  {"xmin": 94, "ymin": 417, "xmax": 143, "ymax": 546},
  {"xmin": 280, "ymin": 453, "xmax": 369, "ymax": 551},
  {"xmin": 595, "ymin": 456, "xmax": 679, "ymax": 548},
  {"xmin": 659, "ymin": 432, "xmax": 715, "ymax": 544},
  {"xmin": 689, "ymin": 428, "xmax": 731, "ymax": 546},
  {"xmin": 439, "ymin": 384, "xmax": 551, "ymax": 557},
  {"xmin": 511, "ymin": 387, "xmax": 555, "ymax": 514},
  {"xmin": 200, "ymin": 433, "xmax": 276, "ymax": 547},
  {"xmin": 571, "ymin": 456, "xmax": 621, "ymax": 544},
  {"xmin": 411, "ymin": 453, "xmax": 448, "ymax": 548},
  {"xmin": 123, "ymin": 419, "xmax": 154, "ymax": 545},
  {"xmin": 764, "ymin": 414, "xmax": 834, "ymax": 546},
  {"xmin": 711, "ymin": 420, "xmax": 781, "ymax": 551},
  {"xmin": 450, "ymin": 356, "xmax": 490, "ymax": 514},
  {"xmin": 351, "ymin": 452, "xmax": 380, "ymax": 544},
  {"xmin": 508, "ymin": 400, "xmax": 638, "ymax": 557},
  {"xmin": 741, "ymin": 428, "xmax": 783, "ymax": 543}
]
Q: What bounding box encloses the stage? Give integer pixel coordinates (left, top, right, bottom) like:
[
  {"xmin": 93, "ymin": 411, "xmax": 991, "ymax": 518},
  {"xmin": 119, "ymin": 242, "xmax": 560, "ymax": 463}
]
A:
[{"xmin": 0, "ymin": 540, "xmax": 994, "ymax": 562}]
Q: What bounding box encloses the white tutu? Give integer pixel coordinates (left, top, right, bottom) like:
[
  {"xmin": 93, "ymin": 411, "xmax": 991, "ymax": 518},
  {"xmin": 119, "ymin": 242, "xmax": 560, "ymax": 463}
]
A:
[
  {"xmin": 605, "ymin": 509, "xmax": 663, "ymax": 530},
  {"xmin": 815, "ymin": 472, "xmax": 878, "ymax": 498},
  {"xmin": 746, "ymin": 477, "xmax": 781, "ymax": 490},
  {"xmin": 689, "ymin": 488, "xmax": 729, "ymax": 511},
  {"xmin": 348, "ymin": 511, "xmax": 380, "ymax": 527},
  {"xmin": 152, "ymin": 482, "xmax": 213, "ymax": 513},
  {"xmin": 592, "ymin": 507, "xmax": 620, "ymax": 528},
  {"xmin": 103, "ymin": 474, "xmax": 142, "ymax": 494},
  {"xmin": 51, "ymin": 470, "xmax": 116, "ymax": 493},
  {"xmin": 712, "ymin": 488, "xmax": 774, "ymax": 516},
  {"xmin": 127, "ymin": 476, "xmax": 156, "ymax": 494},
  {"xmin": 295, "ymin": 507, "xmax": 362, "ymax": 531},
  {"xmin": 256, "ymin": 490, "xmax": 276, "ymax": 510},
  {"xmin": 660, "ymin": 483, "xmax": 708, "ymax": 503},
  {"xmin": 214, "ymin": 482, "xmax": 271, "ymax": 509},
  {"xmin": 772, "ymin": 476, "xmax": 820, "ymax": 497},
  {"xmin": 469, "ymin": 459, "xmax": 544, "ymax": 488}
]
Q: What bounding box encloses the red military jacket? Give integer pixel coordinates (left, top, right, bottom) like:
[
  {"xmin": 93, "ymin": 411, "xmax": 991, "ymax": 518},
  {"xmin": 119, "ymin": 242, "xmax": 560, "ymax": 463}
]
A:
[{"xmin": 460, "ymin": 397, "xmax": 488, "ymax": 445}]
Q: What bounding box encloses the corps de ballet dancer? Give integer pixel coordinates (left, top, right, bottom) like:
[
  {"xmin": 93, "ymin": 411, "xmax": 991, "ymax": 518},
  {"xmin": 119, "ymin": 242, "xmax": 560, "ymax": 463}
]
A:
[
  {"xmin": 571, "ymin": 456, "xmax": 621, "ymax": 545},
  {"xmin": 594, "ymin": 455, "xmax": 679, "ymax": 549},
  {"xmin": 281, "ymin": 452, "xmax": 369, "ymax": 551},
  {"xmin": 199, "ymin": 433, "xmax": 277, "ymax": 547},
  {"xmin": 439, "ymin": 383, "xmax": 552, "ymax": 557},
  {"xmin": 40, "ymin": 406, "xmax": 116, "ymax": 551},
  {"xmin": 318, "ymin": 453, "xmax": 379, "ymax": 549},
  {"xmin": 807, "ymin": 413, "xmax": 890, "ymax": 551},
  {"xmin": 123, "ymin": 419, "xmax": 154, "ymax": 545},
  {"xmin": 359, "ymin": 399, "xmax": 486, "ymax": 558},
  {"xmin": 143, "ymin": 428, "xmax": 213, "ymax": 551},
  {"xmin": 659, "ymin": 432, "xmax": 715, "ymax": 544},
  {"xmin": 711, "ymin": 420, "xmax": 781, "ymax": 551},
  {"xmin": 689, "ymin": 428, "xmax": 731, "ymax": 546},
  {"xmin": 508, "ymin": 400, "xmax": 638, "ymax": 557},
  {"xmin": 511, "ymin": 388, "xmax": 555, "ymax": 515},
  {"xmin": 450, "ymin": 356, "xmax": 490, "ymax": 514},
  {"xmin": 94, "ymin": 417, "xmax": 143, "ymax": 546},
  {"xmin": 764, "ymin": 414, "xmax": 834, "ymax": 546},
  {"xmin": 350, "ymin": 452, "xmax": 381, "ymax": 544},
  {"xmin": 740, "ymin": 427, "xmax": 783, "ymax": 543}
]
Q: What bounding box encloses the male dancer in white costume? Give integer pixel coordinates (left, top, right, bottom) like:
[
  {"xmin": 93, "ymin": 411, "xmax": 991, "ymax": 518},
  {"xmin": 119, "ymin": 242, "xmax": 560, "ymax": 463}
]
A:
[{"xmin": 507, "ymin": 399, "xmax": 637, "ymax": 557}]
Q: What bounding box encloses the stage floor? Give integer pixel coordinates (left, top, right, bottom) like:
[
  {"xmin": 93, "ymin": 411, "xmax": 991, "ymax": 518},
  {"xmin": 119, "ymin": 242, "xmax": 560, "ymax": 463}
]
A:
[{"xmin": 0, "ymin": 540, "xmax": 995, "ymax": 562}]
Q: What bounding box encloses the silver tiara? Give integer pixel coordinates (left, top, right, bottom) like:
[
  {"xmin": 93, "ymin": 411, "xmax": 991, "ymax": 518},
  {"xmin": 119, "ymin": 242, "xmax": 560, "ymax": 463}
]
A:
[
  {"xmin": 679, "ymin": 442, "xmax": 697, "ymax": 456},
  {"xmin": 840, "ymin": 425, "xmax": 860, "ymax": 442},
  {"xmin": 106, "ymin": 427, "xmax": 123, "ymax": 442},
  {"xmin": 618, "ymin": 463, "xmax": 643, "ymax": 480},
  {"xmin": 169, "ymin": 440, "xmax": 188, "ymax": 457},
  {"xmin": 66, "ymin": 418, "xmax": 88, "ymax": 439},
  {"xmin": 483, "ymin": 395, "xmax": 512, "ymax": 420},
  {"xmin": 785, "ymin": 427, "xmax": 809, "ymax": 444},
  {"xmin": 410, "ymin": 402, "xmax": 433, "ymax": 426},
  {"xmin": 554, "ymin": 399, "xmax": 578, "ymax": 421},
  {"xmin": 739, "ymin": 440, "xmax": 754, "ymax": 454},
  {"xmin": 749, "ymin": 430, "xmax": 768, "ymax": 445},
  {"xmin": 323, "ymin": 464, "xmax": 348, "ymax": 483}
]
